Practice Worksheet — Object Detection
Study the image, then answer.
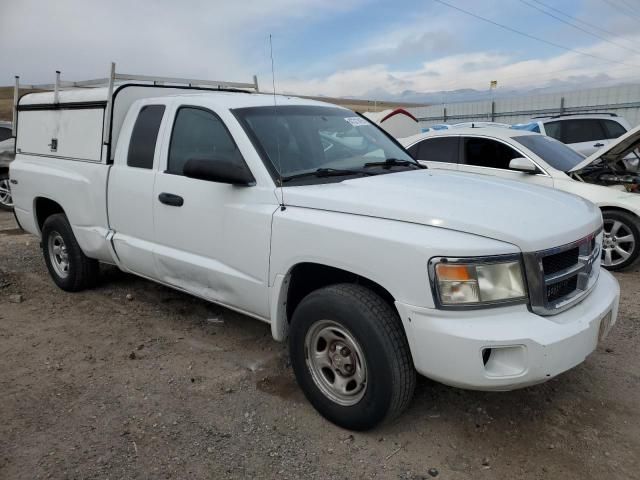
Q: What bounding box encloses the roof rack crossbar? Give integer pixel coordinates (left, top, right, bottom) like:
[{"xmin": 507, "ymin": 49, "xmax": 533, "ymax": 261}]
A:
[
  {"xmin": 12, "ymin": 62, "xmax": 260, "ymax": 138},
  {"xmin": 112, "ymin": 72, "xmax": 257, "ymax": 90},
  {"xmin": 16, "ymin": 77, "xmax": 258, "ymax": 91}
]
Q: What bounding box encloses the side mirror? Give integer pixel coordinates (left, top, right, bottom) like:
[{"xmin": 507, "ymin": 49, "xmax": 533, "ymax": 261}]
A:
[
  {"xmin": 509, "ymin": 157, "xmax": 537, "ymax": 174},
  {"xmin": 183, "ymin": 158, "xmax": 255, "ymax": 186}
]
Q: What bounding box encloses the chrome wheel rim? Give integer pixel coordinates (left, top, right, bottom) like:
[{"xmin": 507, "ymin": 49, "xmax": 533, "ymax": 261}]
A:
[
  {"xmin": 304, "ymin": 320, "xmax": 367, "ymax": 406},
  {"xmin": 48, "ymin": 232, "xmax": 70, "ymax": 278},
  {"xmin": 0, "ymin": 178, "xmax": 12, "ymax": 207},
  {"xmin": 602, "ymin": 219, "xmax": 635, "ymax": 267}
]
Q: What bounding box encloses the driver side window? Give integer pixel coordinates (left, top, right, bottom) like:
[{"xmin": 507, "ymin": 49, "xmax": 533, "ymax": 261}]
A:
[
  {"xmin": 462, "ymin": 137, "xmax": 522, "ymax": 170},
  {"xmin": 168, "ymin": 107, "xmax": 243, "ymax": 175}
]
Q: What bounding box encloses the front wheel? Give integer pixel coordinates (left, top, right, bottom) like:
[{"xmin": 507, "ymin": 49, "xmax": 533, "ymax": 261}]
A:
[
  {"xmin": 289, "ymin": 284, "xmax": 416, "ymax": 430},
  {"xmin": 0, "ymin": 172, "xmax": 13, "ymax": 211},
  {"xmin": 601, "ymin": 210, "xmax": 640, "ymax": 271}
]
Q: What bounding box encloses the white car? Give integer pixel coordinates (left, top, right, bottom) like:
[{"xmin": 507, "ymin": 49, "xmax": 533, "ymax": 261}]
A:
[
  {"xmin": 10, "ymin": 66, "xmax": 619, "ymax": 430},
  {"xmin": 402, "ymin": 126, "xmax": 640, "ymax": 270},
  {"xmin": 511, "ymin": 113, "xmax": 631, "ymax": 157}
]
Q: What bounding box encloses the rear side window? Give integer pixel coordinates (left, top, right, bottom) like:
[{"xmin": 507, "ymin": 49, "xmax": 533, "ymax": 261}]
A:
[
  {"xmin": 414, "ymin": 137, "xmax": 459, "ymax": 163},
  {"xmin": 602, "ymin": 119, "xmax": 626, "ymax": 139},
  {"xmin": 127, "ymin": 105, "xmax": 165, "ymax": 169},
  {"xmin": 0, "ymin": 127, "xmax": 12, "ymax": 142},
  {"xmin": 168, "ymin": 107, "xmax": 243, "ymax": 175},
  {"xmin": 462, "ymin": 137, "xmax": 521, "ymax": 169},
  {"xmin": 560, "ymin": 119, "xmax": 605, "ymax": 144},
  {"xmin": 544, "ymin": 121, "xmax": 562, "ymax": 141}
]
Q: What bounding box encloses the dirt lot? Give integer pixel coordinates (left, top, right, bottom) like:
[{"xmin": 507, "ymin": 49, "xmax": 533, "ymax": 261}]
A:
[{"xmin": 0, "ymin": 210, "xmax": 638, "ymax": 480}]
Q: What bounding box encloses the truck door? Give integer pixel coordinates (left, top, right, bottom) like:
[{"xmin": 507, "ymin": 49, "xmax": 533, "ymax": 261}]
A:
[
  {"xmin": 152, "ymin": 105, "xmax": 273, "ymax": 319},
  {"xmin": 107, "ymin": 103, "xmax": 166, "ymax": 278}
]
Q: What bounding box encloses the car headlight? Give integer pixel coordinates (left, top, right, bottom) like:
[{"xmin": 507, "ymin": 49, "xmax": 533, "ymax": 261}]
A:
[{"xmin": 430, "ymin": 256, "xmax": 527, "ymax": 308}]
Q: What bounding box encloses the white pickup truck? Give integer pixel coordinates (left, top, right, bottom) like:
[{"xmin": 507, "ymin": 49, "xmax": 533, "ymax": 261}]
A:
[{"xmin": 10, "ymin": 68, "xmax": 620, "ymax": 430}]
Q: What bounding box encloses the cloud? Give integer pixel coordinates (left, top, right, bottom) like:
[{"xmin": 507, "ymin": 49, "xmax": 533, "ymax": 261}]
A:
[
  {"xmin": 336, "ymin": 19, "xmax": 462, "ymax": 70},
  {"xmin": 278, "ymin": 32, "xmax": 640, "ymax": 98},
  {"xmin": 0, "ymin": 0, "xmax": 364, "ymax": 84},
  {"xmin": 2, "ymin": 0, "xmax": 639, "ymax": 102}
]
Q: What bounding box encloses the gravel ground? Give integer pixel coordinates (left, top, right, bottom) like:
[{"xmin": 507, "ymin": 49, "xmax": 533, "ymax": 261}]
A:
[{"xmin": 0, "ymin": 210, "xmax": 638, "ymax": 480}]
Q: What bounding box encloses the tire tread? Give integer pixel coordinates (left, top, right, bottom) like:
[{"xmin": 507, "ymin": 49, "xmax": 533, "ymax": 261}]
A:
[
  {"xmin": 42, "ymin": 214, "xmax": 98, "ymax": 291},
  {"xmin": 317, "ymin": 283, "xmax": 416, "ymax": 423}
]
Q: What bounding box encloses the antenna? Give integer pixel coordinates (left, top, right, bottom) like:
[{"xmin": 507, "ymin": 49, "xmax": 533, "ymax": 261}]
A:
[{"xmin": 270, "ymin": 34, "xmax": 285, "ymax": 211}]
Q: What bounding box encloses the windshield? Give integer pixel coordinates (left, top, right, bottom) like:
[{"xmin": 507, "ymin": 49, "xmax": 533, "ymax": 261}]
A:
[
  {"xmin": 513, "ymin": 134, "xmax": 585, "ymax": 172},
  {"xmin": 233, "ymin": 105, "xmax": 416, "ymax": 183}
]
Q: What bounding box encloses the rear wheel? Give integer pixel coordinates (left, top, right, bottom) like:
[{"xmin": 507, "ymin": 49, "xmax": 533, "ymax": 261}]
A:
[
  {"xmin": 602, "ymin": 210, "xmax": 640, "ymax": 271},
  {"xmin": 42, "ymin": 213, "xmax": 99, "ymax": 291},
  {"xmin": 289, "ymin": 283, "xmax": 415, "ymax": 430},
  {"xmin": 0, "ymin": 172, "xmax": 13, "ymax": 211}
]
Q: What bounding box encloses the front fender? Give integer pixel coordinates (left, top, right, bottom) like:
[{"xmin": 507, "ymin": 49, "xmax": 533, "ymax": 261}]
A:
[{"xmin": 268, "ymin": 206, "xmax": 518, "ymax": 337}]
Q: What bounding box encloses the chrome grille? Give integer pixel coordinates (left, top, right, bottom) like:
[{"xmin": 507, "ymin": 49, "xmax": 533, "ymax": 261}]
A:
[
  {"xmin": 523, "ymin": 229, "xmax": 602, "ymax": 315},
  {"xmin": 542, "ymin": 247, "xmax": 579, "ymax": 275}
]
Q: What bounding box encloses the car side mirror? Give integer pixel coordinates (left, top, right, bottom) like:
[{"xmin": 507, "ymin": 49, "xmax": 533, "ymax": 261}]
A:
[
  {"xmin": 509, "ymin": 157, "xmax": 537, "ymax": 174},
  {"xmin": 183, "ymin": 158, "xmax": 255, "ymax": 186}
]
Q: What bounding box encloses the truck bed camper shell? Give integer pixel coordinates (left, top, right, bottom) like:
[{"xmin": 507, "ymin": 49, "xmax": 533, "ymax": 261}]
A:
[{"xmin": 13, "ymin": 63, "xmax": 259, "ymax": 164}]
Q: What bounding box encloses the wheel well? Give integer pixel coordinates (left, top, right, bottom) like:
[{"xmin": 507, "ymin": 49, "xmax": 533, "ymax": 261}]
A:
[
  {"xmin": 285, "ymin": 263, "xmax": 396, "ymax": 322},
  {"xmin": 35, "ymin": 197, "xmax": 65, "ymax": 231},
  {"xmin": 601, "ymin": 206, "xmax": 638, "ymax": 218}
]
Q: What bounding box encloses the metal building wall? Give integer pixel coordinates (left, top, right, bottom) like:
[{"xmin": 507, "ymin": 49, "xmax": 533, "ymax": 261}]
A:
[{"xmin": 409, "ymin": 84, "xmax": 640, "ymax": 129}]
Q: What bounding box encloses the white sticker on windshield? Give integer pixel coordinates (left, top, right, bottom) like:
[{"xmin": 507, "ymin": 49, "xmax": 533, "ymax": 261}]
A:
[{"xmin": 344, "ymin": 116, "xmax": 369, "ymax": 127}]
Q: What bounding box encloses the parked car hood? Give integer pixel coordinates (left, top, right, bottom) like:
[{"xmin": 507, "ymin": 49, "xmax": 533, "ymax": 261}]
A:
[
  {"xmin": 283, "ymin": 169, "xmax": 601, "ymax": 252},
  {"xmin": 569, "ymin": 124, "xmax": 640, "ymax": 172}
]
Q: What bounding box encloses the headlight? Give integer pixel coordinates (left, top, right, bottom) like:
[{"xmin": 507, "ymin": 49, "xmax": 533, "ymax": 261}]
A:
[{"xmin": 430, "ymin": 256, "xmax": 527, "ymax": 308}]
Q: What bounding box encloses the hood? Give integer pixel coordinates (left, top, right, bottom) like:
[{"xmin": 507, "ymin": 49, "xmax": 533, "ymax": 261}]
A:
[
  {"xmin": 283, "ymin": 169, "xmax": 601, "ymax": 252},
  {"xmin": 569, "ymin": 123, "xmax": 640, "ymax": 172}
]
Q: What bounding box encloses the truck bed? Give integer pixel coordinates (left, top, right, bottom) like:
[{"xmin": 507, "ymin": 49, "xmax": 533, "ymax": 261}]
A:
[{"xmin": 12, "ymin": 155, "xmax": 113, "ymax": 262}]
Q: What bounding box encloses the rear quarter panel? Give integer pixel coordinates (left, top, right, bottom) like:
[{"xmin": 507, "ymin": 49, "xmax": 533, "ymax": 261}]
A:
[{"xmin": 11, "ymin": 154, "xmax": 113, "ymax": 262}]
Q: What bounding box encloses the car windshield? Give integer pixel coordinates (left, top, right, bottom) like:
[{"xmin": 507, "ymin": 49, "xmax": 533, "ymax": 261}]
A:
[
  {"xmin": 513, "ymin": 134, "xmax": 585, "ymax": 172},
  {"xmin": 233, "ymin": 105, "xmax": 417, "ymax": 184}
]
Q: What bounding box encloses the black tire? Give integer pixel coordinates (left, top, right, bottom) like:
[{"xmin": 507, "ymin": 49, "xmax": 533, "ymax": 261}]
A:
[
  {"xmin": 0, "ymin": 171, "xmax": 13, "ymax": 211},
  {"xmin": 602, "ymin": 210, "xmax": 640, "ymax": 271},
  {"xmin": 289, "ymin": 283, "xmax": 416, "ymax": 431},
  {"xmin": 41, "ymin": 213, "xmax": 99, "ymax": 291}
]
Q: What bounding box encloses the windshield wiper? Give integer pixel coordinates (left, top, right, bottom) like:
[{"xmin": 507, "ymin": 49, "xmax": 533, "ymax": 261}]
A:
[
  {"xmin": 281, "ymin": 168, "xmax": 378, "ymax": 183},
  {"xmin": 364, "ymin": 158, "xmax": 426, "ymax": 169}
]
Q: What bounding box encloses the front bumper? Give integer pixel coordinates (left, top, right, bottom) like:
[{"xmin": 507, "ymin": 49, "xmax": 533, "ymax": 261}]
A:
[{"xmin": 395, "ymin": 269, "xmax": 619, "ymax": 391}]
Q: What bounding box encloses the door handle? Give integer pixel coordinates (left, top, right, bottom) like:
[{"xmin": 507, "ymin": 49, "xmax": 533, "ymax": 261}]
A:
[
  {"xmin": 593, "ymin": 142, "xmax": 605, "ymax": 147},
  {"xmin": 158, "ymin": 192, "xmax": 184, "ymax": 207}
]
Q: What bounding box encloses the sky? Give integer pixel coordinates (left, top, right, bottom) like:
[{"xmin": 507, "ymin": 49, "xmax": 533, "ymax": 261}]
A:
[{"xmin": 1, "ymin": 0, "xmax": 639, "ymax": 101}]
